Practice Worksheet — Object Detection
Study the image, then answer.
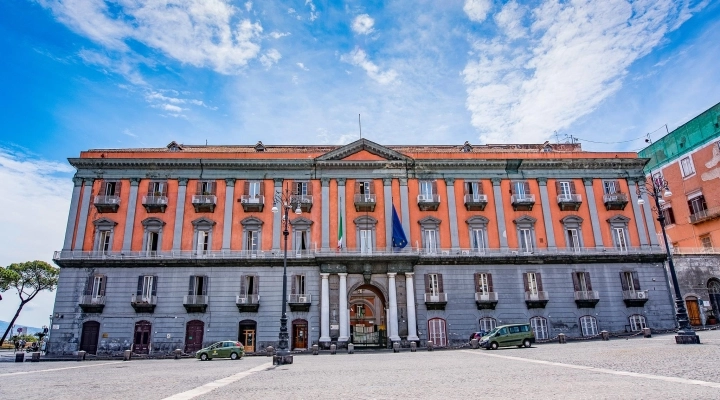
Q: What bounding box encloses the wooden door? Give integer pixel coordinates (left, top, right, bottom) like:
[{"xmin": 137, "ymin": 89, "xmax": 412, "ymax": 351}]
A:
[
  {"xmin": 185, "ymin": 320, "xmax": 204, "ymax": 353},
  {"xmin": 292, "ymin": 321, "xmax": 308, "ymax": 350},
  {"xmin": 242, "ymin": 330, "xmax": 256, "ymax": 352},
  {"xmin": 133, "ymin": 320, "xmax": 152, "ymax": 354},
  {"xmin": 686, "ymin": 299, "xmax": 702, "ymax": 326},
  {"xmin": 79, "ymin": 321, "xmax": 100, "ymax": 354},
  {"xmin": 428, "ymin": 318, "xmax": 447, "ymax": 347}
]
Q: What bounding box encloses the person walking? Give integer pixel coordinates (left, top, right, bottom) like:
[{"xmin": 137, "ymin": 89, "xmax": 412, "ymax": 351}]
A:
[
  {"xmin": 14, "ymin": 339, "xmax": 19, "ymax": 353},
  {"xmin": 19, "ymin": 339, "xmax": 26, "ymax": 350}
]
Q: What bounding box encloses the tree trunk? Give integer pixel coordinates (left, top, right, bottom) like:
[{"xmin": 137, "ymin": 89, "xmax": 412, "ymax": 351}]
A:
[{"xmin": 0, "ymin": 301, "xmax": 27, "ymax": 345}]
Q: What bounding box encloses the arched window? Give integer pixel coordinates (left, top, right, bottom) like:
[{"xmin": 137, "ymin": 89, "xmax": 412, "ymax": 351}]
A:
[
  {"xmin": 478, "ymin": 317, "xmax": 497, "ymax": 332},
  {"xmin": 629, "ymin": 314, "xmax": 646, "ymax": 331},
  {"xmin": 579, "ymin": 315, "xmax": 598, "ymax": 336},
  {"xmin": 707, "ymin": 279, "xmax": 720, "ymax": 320},
  {"xmin": 530, "ymin": 316, "xmax": 548, "ymax": 340},
  {"xmin": 427, "ymin": 318, "xmax": 447, "ymax": 347}
]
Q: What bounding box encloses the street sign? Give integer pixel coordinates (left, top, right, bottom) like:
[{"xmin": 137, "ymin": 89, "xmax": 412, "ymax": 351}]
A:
[{"xmin": 17, "ymin": 327, "xmax": 23, "ymax": 333}]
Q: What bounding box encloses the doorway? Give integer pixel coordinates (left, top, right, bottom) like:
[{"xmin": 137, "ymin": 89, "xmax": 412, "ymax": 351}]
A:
[
  {"xmin": 79, "ymin": 321, "xmax": 100, "ymax": 355},
  {"xmin": 185, "ymin": 320, "xmax": 204, "ymax": 353},
  {"xmin": 349, "ymin": 284, "xmax": 387, "ymax": 347},
  {"xmin": 292, "ymin": 319, "xmax": 308, "ymax": 350},
  {"xmin": 428, "ymin": 318, "xmax": 447, "ymax": 347},
  {"xmin": 685, "ymin": 296, "xmax": 702, "ymax": 326},
  {"xmin": 238, "ymin": 320, "xmax": 257, "ymax": 352},
  {"xmin": 133, "ymin": 320, "xmax": 152, "ymax": 354}
]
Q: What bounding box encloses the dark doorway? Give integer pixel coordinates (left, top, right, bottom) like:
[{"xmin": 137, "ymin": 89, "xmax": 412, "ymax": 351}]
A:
[
  {"xmin": 349, "ymin": 284, "xmax": 387, "ymax": 348},
  {"xmin": 185, "ymin": 320, "xmax": 205, "ymax": 353},
  {"xmin": 238, "ymin": 320, "xmax": 257, "ymax": 352},
  {"xmin": 292, "ymin": 319, "xmax": 308, "ymax": 350},
  {"xmin": 79, "ymin": 321, "xmax": 100, "ymax": 355},
  {"xmin": 133, "ymin": 320, "xmax": 152, "ymax": 354},
  {"xmin": 708, "ymin": 279, "xmax": 720, "ymax": 322}
]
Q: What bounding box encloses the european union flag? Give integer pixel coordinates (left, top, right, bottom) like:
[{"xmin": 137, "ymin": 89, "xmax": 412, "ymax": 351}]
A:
[{"xmin": 391, "ymin": 205, "xmax": 408, "ymax": 250}]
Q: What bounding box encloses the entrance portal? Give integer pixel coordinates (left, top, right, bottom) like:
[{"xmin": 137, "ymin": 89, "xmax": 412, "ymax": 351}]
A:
[
  {"xmin": 349, "ymin": 284, "xmax": 387, "ymax": 347},
  {"xmin": 685, "ymin": 296, "xmax": 702, "ymax": 326},
  {"xmin": 133, "ymin": 320, "xmax": 152, "ymax": 354},
  {"xmin": 79, "ymin": 321, "xmax": 100, "ymax": 355},
  {"xmin": 292, "ymin": 319, "xmax": 308, "ymax": 350},
  {"xmin": 185, "ymin": 320, "xmax": 204, "ymax": 353},
  {"xmin": 238, "ymin": 320, "xmax": 257, "ymax": 352}
]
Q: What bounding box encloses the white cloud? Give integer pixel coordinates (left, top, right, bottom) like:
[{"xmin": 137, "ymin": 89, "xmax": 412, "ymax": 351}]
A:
[
  {"xmin": 78, "ymin": 49, "xmax": 146, "ymax": 85},
  {"xmin": 352, "ymin": 14, "xmax": 375, "ymax": 35},
  {"xmin": 41, "ymin": 0, "xmax": 264, "ymax": 75},
  {"xmin": 269, "ymin": 31, "xmax": 291, "ymax": 39},
  {"xmin": 160, "ymin": 104, "xmax": 184, "ymax": 113},
  {"xmin": 288, "ymin": 8, "xmax": 296, "ymax": 14},
  {"xmin": 464, "ymin": 0, "xmax": 493, "ymax": 23},
  {"xmin": 306, "ymin": 0, "xmax": 318, "ymax": 21},
  {"xmin": 259, "ymin": 48, "xmax": 282, "ymax": 68},
  {"xmin": 296, "ymin": 62, "xmax": 309, "ymax": 71},
  {"xmin": 245, "ymin": 1, "xmax": 252, "ymax": 12},
  {"xmin": 122, "ymin": 129, "xmax": 137, "ymax": 138},
  {"xmin": 463, "ymin": 0, "xmax": 706, "ymax": 143},
  {"xmin": 340, "ymin": 48, "xmax": 397, "ymax": 85},
  {"xmin": 494, "ymin": 1, "xmax": 526, "ymax": 39}
]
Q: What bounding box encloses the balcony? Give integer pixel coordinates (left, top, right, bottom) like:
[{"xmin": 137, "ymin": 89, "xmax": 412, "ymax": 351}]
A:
[
  {"xmin": 240, "ymin": 195, "xmax": 265, "ymax": 212},
  {"xmin": 557, "ymin": 194, "xmax": 582, "ymax": 211},
  {"xmin": 288, "ymin": 294, "xmax": 311, "ymax": 312},
  {"xmin": 354, "ymin": 194, "xmax": 376, "ymax": 212},
  {"xmin": 603, "ymin": 193, "xmax": 628, "ymax": 211},
  {"xmin": 131, "ymin": 294, "xmax": 157, "ymax": 313},
  {"xmin": 183, "ymin": 295, "xmax": 209, "ymax": 313},
  {"xmin": 142, "ymin": 195, "xmax": 168, "ymax": 213},
  {"xmin": 511, "ymin": 194, "xmax": 535, "ymax": 211},
  {"xmin": 424, "ymin": 293, "xmax": 448, "ymax": 310},
  {"xmin": 290, "ymin": 195, "xmax": 313, "ymax": 213},
  {"xmin": 689, "ymin": 206, "xmax": 720, "ymax": 225},
  {"xmin": 236, "ymin": 294, "xmax": 260, "ymax": 312},
  {"xmin": 475, "ymin": 292, "xmax": 498, "ymax": 310},
  {"xmin": 417, "ymin": 194, "xmax": 440, "ymax": 211},
  {"xmin": 79, "ymin": 295, "xmax": 105, "ymax": 313},
  {"xmin": 191, "ymin": 195, "xmax": 217, "ymax": 213},
  {"xmin": 622, "ymin": 290, "xmax": 648, "ymax": 307},
  {"xmin": 524, "ymin": 291, "xmax": 549, "ymax": 309},
  {"xmin": 464, "ymin": 194, "xmax": 488, "ymax": 211},
  {"xmin": 93, "ymin": 195, "xmax": 120, "ymax": 213},
  {"xmin": 574, "ymin": 290, "xmax": 599, "ymax": 308}
]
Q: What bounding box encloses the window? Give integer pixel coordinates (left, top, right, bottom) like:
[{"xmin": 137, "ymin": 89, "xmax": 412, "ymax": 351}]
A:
[
  {"xmin": 103, "ymin": 181, "xmax": 118, "ymax": 196},
  {"xmin": 572, "ymin": 272, "xmax": 592, "ymax": 293},
  {"xmin": 241, "ymin": 274, "xmax": 258, "ymax": 298},
  {"xmin": 419, "ymin": 216, "xmax": 441, "ymax": 254},
  {"xmin": 354, "ymin": 216, "xmax": 377, "ymax": 255},
  {"xmin": 360, "ymin": 229, "xmax": 372, "ymax": 254},
  {"xmin": 566, "ymin": 229, "xmax": 580, "ymax": 251},
  {"xmin": 478, "ymin": 317, "xmax": 497, "ymax": 332},
  {"xmin": 419, "ymin": 180, "xmax": 436, "ymax": 198},
  {"xmin": 294, "ymin": 181, "xmax": 308, "ymax": 196},
  {"xmin": 241, "ymin": 217, "xmax": 263, "ymax": 254},
  {"xmin": 688, "ymin": 194, "xmax": 707, "ymax": 216},
  {"xmin": 197, "ymin": 231, "xmax": 210, "ymax": 253},
  {"xmin": 425, "ymin": 230, "xmax": 438, "ymax": 253},
  {"xmin": 290, "ymin": 217, "xmax": 313, "ymax": 254},
  {"xmin": 93, "ymin": 218, "xmax": 117, "ymax": 254},
  {"xmin": 526, "ymin": 272, "xmax": 539, "ymax": 295},
  {"xmin": 465, "ymin": 181, "xmax": 480, "ymax": 195},
  {"xmin": 701, "ymin": 236, "xmax": 713, "ymax": 250},
  {"xmin": 607, "ymin": 215, "xmax": 630, "ymax": 252},
  {"xmin": 514, "ymin": 215, "xmax": 537, "ymax": 253},
  {"xmin": 580, "ymin": 316, "xmax": 598, "ymax": 336},
  {"xmin": 147, "ymin": 232, "xmax": 160, "ymax": 253},
  {"xmin": 475, "ymin": 273, "xmax": 492, "ymax": 295},
  {"xmin": 603, "ymin": 180, "xmax": 619, "ymax": 194},
  {"xmin": 90, "ymin": 275, "xmax": 105, "ymax": 298},
  {"xmin": 198, "ymin": 181, "xmax": 216, "ymax": 195},
  {"xmin": 428, "ymin": 318, "xmax": 447, "ymax": 347},
  {"xmin": 558, "ymin": 181, "xmax": 573, "ymax": 197},
  {"xmin": 358, "ymin": 181, "xmax": 373, "ymax": 200},
  {"xmin": 246, "ymin": 231, "xmax": 259, "ymax": 253},
  {"xmin": 613, "ymin": 228, "xmax": 627, "ymax": 252},
  {"xmin": 621, "ymin": 271, "xmax": 641, "ymax": 294},
  {"xmin": 427, "ymin": 273, "xmax": 441, "ymax": 296},
  {"xmin": 149, "ymin": 181, "xmax": 167, "ymax": 196},
  {"xmin": 295, "ymin": 231, "xmax": 308, "ymax": 253},
  {"xmin": 530, "ymin": 317, "xmax": 548, "ymax": 340},
  {"xmin": 680, "ymin": 156, "xmax": 695, "ymax": 177},
  {"xmin": 661, "ymin": 206, "xmax": 676, "ymax": 225},
  {"xmin": 191, "ymin": 217, "xmax": 215, "ymax": 255},
  {"xmin": 293, "ymin": 275, "xmax": 306, "ymax": 295},
  {"xmin": 137, "ymin": 275, "xmax": 157, "ymax": 301},
  {"xmin": 471, "ymin": 229, "xmax": 486, "ymax": 253},
  {"xmin": 99, "ymin": 231, "xmax": 112, "ymax": 253},
  {"xmin": 141, "ymin": 217, "xmax": 166, "ymax": 255},
  {"xmin": 188, "ymin": 275, "xmax": 207, "ymax": 297},
  {"xmin": 519, "ymin": 229, "xmax": 533, "ymax": 252},
  {"xmin": 248, "ymin": 181, "xmax": 262, "ymax": 198},
  {"xmin": 629, "ymin": 314, "xmax": 646, "ymax": 331},
  {"xmin": 466, "ymin": 216, "xmax": 489, "ymax": 254},
  {"xmin": 513, "ymin": 181, "xmax": 529, "ymax": 197}
]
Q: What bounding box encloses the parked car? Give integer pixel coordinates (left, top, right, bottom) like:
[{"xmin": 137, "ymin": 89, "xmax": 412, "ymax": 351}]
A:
[
  {"xmin": 469, "ymin": 331, "xmax": 486, "ymax": 341},
  {"xmin": 195, "ymin": 341, "xmax": 245, "ymax": 361},
  {"xmin": 479, "ymin": 324, "xmax": 535, "ymax": 350}
]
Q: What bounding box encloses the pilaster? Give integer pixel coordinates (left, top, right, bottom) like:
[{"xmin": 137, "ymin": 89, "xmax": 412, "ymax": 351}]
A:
[
  {"xmin": 627, "ymin": 179, "xmax": 649, "ymax": 248},
  {"xmin": 536, "ymin": 178, "xmax": 556, "ymax": 249},
  {"xmin": 491, "ymin": 178, "xmax": 508, "ymax": 249},
  {"xmin": 338, "ymin": 273, "xmax": 349, "ymax": 342},
  {"xmin": 583, "ymin": 178, "xmax": 604, "ymax": 248},
  {"xmin": 399, "ymin": 178, "xmax": 411, "ymax": 239},
  {"xmin": 387, "ymin": 272, "xmax": 401, "ymax": 342},
  {"xmin": 320, "ymin": 273, "xmax": 331, "ymax": 344},
  {"xmin": 444, "ymin": 178, "xmax": 460, "ymax": 249},
  {"xmin": 337, "ymin": 178, "xmax": 346, "ymax": 250},
  {"xmin": 73, "ymin": 178, "xmax": 94, "ymax": 251},
  {"xmin": 62, "ymin": 177, "xmax": 83, "ymax": 251},
  {"xmin": 122, "ymin": 178, "xmax": 141, "ymax": 251},
  {"xmin": 273, "ymin": 178, "xmax": 283, "ymax": 251},
  {"xmin": 222, "ymin": 179, "xmax": 235, "ymax": 250},
  {"xmin": 172, "ymin": 178, "xmax": 188, "ymax": 251},
  {"xmin": 321, "ymin": 178, "xmax": 330, "ymax": 249},
  {"xmin": 405, "ymin": 272, "xmax": 419, "ymax": 341}
]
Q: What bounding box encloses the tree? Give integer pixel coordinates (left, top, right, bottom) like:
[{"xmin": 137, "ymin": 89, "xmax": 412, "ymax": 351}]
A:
[{"xmin": 0, "ymin": 261, "xmax": 59, "ymax": 345}]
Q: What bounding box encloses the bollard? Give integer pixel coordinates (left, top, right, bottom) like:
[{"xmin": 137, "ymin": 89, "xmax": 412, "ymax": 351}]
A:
[
  {"xmin": 312, "ymin": 344, "xmax": 319, "ymax": 355},
  {"xmin": 347, "ymin": 343, "xmax": 354, "ymax": 354},
  {"xmin": 174, "ymin": 349, "xmax": 182, "ymax": 359},
  {"xmin": 78, "ymin": 350, "xmax": 86, "ymax": 361},
  {"xmin": 31, "ymin": 352, "xmax": 41, "ymax": 362},
  {"xmin": 15, "ymin": 353, "xmax": 25, "ymax": 363},
  {"xmin": 393, "ymin": 342, "xmax": 400, "ymax": 353},
  {"xmin": 410, "ymin": 342, "xmax": 417, "ymax": 352},
  {"xmin": 427, "ymin": 341, "xmax": 434, "ymax": 351},
  {"xmin": 601, "ymin": 330, "xmax": 610, "ymax": 341},
  {"xmin": 643, "ymin": 328, "xmax": 651, "ymax": 338},
  {"xmin": 123, "ymin": 350, "xmax": 132, "ymax": 361},
  {"xmin": 558, "ymin": 333, "xmax": 567, "ymax": 344},
  {"xmin": 266, "ymin": 346, "xmax": 274, "ymax": 357},
  {"xmin": 330, "ymin": 344, "xmax": 336, "ymax": 355},
  {"xmin": 470, "ymin": 339, "xmax": 479, "ymax": 349}
]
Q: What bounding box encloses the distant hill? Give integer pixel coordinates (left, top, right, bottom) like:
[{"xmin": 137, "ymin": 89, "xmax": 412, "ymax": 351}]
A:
[{"xmin": 0, "ymin": 320, "xmax": 43, "ymax": 336}]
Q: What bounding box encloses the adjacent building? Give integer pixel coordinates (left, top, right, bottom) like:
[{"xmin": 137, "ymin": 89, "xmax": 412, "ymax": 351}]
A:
[
  {"xmin": 638, "ymin": 101, "xmax": 720, "ymax": 326},
  {"xmin": 49, "ymin": 138, "xmax": 674, "ymax": 355}
]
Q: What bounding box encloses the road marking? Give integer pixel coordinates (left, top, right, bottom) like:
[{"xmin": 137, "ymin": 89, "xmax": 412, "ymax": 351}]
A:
[
  {"xmin": 462, "ymin": 350, "xmax": 720, "ymax": 388},
  {"xmin": 0, "ymin": 361, "xmax": 123, "ymax": 377},
  {"xmin": 162, "ymin": 362, "xmax": 272, "ymax": 400}
]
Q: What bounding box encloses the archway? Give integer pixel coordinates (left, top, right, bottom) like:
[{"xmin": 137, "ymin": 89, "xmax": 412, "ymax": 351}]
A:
[
  {"xmin": 238, "ymin": 320, "xmax": 257, "ymax": 352},
  {"xmin": 348, "ymin": 284, "xmax": 387, "ymax": 347},
  {"xmin": 708, "ymin": 279, "xmax": 720, "ymax": 323},
  {"xmin": 291, "ymin": 319, "xmax": 308, "ymax": 350},
  {"xmin": 79, "ymin": 321, "xmax": 100, "ymax": 355},
  {"xmin": 133, "ymin": 320, "xmax": 152, "ymax": 354},
  {"xmin": 185, "ymin": 320, "xmax": 204, "ymax": 353}
]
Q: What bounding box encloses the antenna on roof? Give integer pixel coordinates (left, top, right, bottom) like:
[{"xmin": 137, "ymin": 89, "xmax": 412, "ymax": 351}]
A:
[{"xmin": 359, "ymin": 114, "xmax": 362, "ymax": 139}]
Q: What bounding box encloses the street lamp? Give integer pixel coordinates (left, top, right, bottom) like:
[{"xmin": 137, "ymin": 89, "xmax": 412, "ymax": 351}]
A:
[
  {"xmin": 271, "ymin": 183, "xmax": 302, "ymax": 364},
  {"xmin": 636, "ymin": 174, "xmax": 700, "ymax": 344}
]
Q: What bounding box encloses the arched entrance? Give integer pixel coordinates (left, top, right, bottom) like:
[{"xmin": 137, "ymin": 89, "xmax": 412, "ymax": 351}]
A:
[
  {"xmin": 133, "ymin": 320, "xmax": 152, "ymax": 354},
  {"xmin": 349, "ymin": 284, "xmax": 387, "ymax": 347},
  {"xmin": 238, "ymin": 320, "xmax": 257, "ymax": 352},
  {"xmin": 185, "ymin": 320, "xmax": 204, "ymax": 353},
  {"xmin": 292, "ymin": 319, "xmax": 308, "ymax": 350},
  {"xmin": 685, "ymin": 296, "xmax": 702, "ymax": 326},
  {"xmin": 428, "ymin": 318, "xmax": 447, "ymax": 347},
  {"xmin": 79, "ymin": 321, "xmax": 100, "ymax": 355},
  {"xmin": 708, "ymin": 279, "xmax": 720, "ymax": 323}
]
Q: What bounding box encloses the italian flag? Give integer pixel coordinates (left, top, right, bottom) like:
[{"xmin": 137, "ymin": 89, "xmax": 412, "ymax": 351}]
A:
[{"xmin": 338, "ymin": 214, "xmax": 343, "ymax": 250}]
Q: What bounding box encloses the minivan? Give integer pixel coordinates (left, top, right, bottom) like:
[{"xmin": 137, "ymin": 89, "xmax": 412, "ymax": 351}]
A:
[{"xmin": 479, "ymin": 324, "xmax": 535, "ymax": 350}]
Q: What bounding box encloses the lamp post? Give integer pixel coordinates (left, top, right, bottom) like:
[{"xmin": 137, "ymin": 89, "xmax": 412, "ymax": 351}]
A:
[
  {"xmin": 637, "ymin": 175, "xmax": 700, "ymax": 344},
  {"xmin": 271, "ymin": 183, "xmax": 302, "ymax": 364}
]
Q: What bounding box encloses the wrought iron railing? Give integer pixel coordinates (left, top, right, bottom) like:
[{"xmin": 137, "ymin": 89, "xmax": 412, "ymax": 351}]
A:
[
  {"xmin": 524, "ymin": 291, "xmax": 549, "ymax": 301},
  {"xmin": 94, "ymin": 195, "xmax": 120, "ymax": 205},
  {"xmin": 573, "ymin": 291, "xmax": 599, "ymax": 300},
  {"xmin": 288, "ymin": 294, "xmax": 311, "ymax": 303},
  {"xmin": 79, "ymin": 295, "xmax": 105, "ymax": 305},
  {"xmin": 240, "ymin": 195, "xmax": 264, "ymax": 204},
  {"xmin": 689, "ymin": 206, "xmax": 720, "ymax": 224},
  {"xmin": 511, "ymin": 194, "xmax": 535, "ymax": 203},
  {"xmin": 142, "ymin": 195, "xmax": 168, "ymax": 205},
  {"xmin": 236, "ymin": 294, "xmax": 260, "ymax": 305},
  {"xmin": 183, "ymin": 295, "xmax": 208, "ymax": 305},
  {"xmin": 354, "ymin": 194, "xmax": 376, "ymax": 203},
  {"xmin": 557, "ymin": 194, "xmax": 582, "ymax": 203},
  {"xmin": 424, "ymin": 293, "xmax": 447, "ymax": 303},
  {"xmin": 464, "ymin": 194, "xmax": 488, "ymax": 203},
  {"xmin": 622, "ymin": 290, "xmax": 649, "ymax": 300},
  {"xmin": 417, "ymin": 194, "xmax": 440, "ymax": 203},
  {"xmin": 131, "ymin": 294, "xmax": 157, "ymax": 304},
  {"xmin": 603, "ymin": 193, "xmax": 628, "ymax": 203},
  {"xmin": 474, "ymin": 292, "xmax": 498, "ymax": 301}
]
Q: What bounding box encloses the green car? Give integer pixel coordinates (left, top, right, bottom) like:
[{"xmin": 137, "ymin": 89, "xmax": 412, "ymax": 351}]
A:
[
  {"xmin": 479, "ymin": 324, "xmax": 535, "ymax": 350},
  {"xmin": 195, "ymin": 341, "xmax": 245, "ymax": 361}
]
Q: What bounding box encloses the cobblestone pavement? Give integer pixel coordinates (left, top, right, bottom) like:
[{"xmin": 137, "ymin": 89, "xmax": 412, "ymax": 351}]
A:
[{"xmin": 2, "ymin": 330, "xmax": 720, "ymax": 400}]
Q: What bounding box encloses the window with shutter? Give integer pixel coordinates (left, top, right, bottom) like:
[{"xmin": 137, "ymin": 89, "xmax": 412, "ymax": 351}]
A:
[
  {"xmin": 530, "ymin": 317, "xmax": 548, "ymax": 340},
  {"xmin": 526, "ymin": 273, "xmax": 538, "ymax": 295},
  {"xmin": 91, "ymin": 275, "xmax": 104, "ymax": 298},
  {"xmin": 477, "ymin": 273, "xmax": 489, "ymax": 295},
  {"xmin": 428, "ymin": 274, "xmax": 440, "ymax": 295},
  {"xmin": 580, "ymin": 316, "xmax": 598, "ymax": 336}
]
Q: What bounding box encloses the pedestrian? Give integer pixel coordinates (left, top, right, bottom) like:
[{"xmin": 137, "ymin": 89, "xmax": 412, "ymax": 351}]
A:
[
  {"xmin": 20, "ymin": 339, "xmax": 26, "ymax": 350},
  {"xmin": 14, "ymin": 339, "xmax": 19, "ymax": 353}
]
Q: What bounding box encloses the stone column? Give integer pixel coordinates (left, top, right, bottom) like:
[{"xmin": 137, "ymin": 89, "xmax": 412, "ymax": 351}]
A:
[
  {"xmin": 272, "ymin": 179, "xmax": 283, "ymax": 251},
  {"xmin": 321, "ymin": 178, "xmax": 330, "ymax": 250},
  {"xmin": 62, "ymin": 177, "xmax": 83, "ymax": 251},
  {"xmin": 222, "ymin": 179, "xmax": 235, "ymax": 250},
  {"xmin": 387, "ymin": 273, "xmax": 401, "ymax": 342},
  {"xmin": 491, "ymin": 178, "xmax": 508, "ymax": 249},
  {"xmin": 399, "ymin": 178, "xmax": 411, "ymax": 239},
  {"xmin": 583, "ymin": 178, "xmax": 604, "ymax": 248},
  {"xmin": 73, "ymin": 178, "xmax": 94, "ymax": 251},
  {"xmin": 172, "ymin": 178, "xmax": 188, "ymax": 251},
  {"xmin": 122, "ymin": 178, "xmax": 141, "ymax": 251},
  {"xmin": 384, "ymin": 178, "xmax": 393, "ymax": 250},
  {"xmin": 537, "ymin": 178, "xmax": 556, "ymax": 249},
  {"xmin": 627, "ymin": 179, "xmax": 649, "ymax": 248},
  {"xmin": 337, "ymin": 178, "xmax": 346, "ymax": 250},
  {"xmin": 338, "ymin": 273, "xmax": 349, "ymax": 342},
  {"xmin": 641, "ymin": 190, "xmax": 660, "ymax": 247},
  {"xmin": 319, "ymin": 273, "xmax": 331, "ymax": 345},
  {"xmin": 405, "ymin": 273, "xmax": 419, "ymax": 341},
  {"xmin": 445, "ymin": 178, "xmax": 460, "ymax": 249}
]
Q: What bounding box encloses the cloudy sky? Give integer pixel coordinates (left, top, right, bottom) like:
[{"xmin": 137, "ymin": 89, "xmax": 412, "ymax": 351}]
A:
[{"xmin": 1, "ymin": 0, "xmax": 719, "ymax": 327}]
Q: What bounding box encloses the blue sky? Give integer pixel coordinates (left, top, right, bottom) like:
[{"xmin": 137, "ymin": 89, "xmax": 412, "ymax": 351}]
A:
[{"xmin": 1, "ymin": 0, "xmax": 719, "ymax": 327}]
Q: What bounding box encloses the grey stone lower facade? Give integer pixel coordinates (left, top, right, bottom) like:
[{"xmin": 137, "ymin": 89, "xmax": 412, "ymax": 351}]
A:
[
  {"xmin": 670, "ymin": 254, "xmax": 720, "ymax": 325},
  {"xmin": 48, "ymin": 255, "xmax": 677, "ymax": 355}
]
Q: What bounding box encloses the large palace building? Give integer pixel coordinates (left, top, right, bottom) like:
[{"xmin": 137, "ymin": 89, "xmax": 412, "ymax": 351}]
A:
[{"xmin": 49, "ymin": 139, "xmax": 675, "ymax": 355}]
